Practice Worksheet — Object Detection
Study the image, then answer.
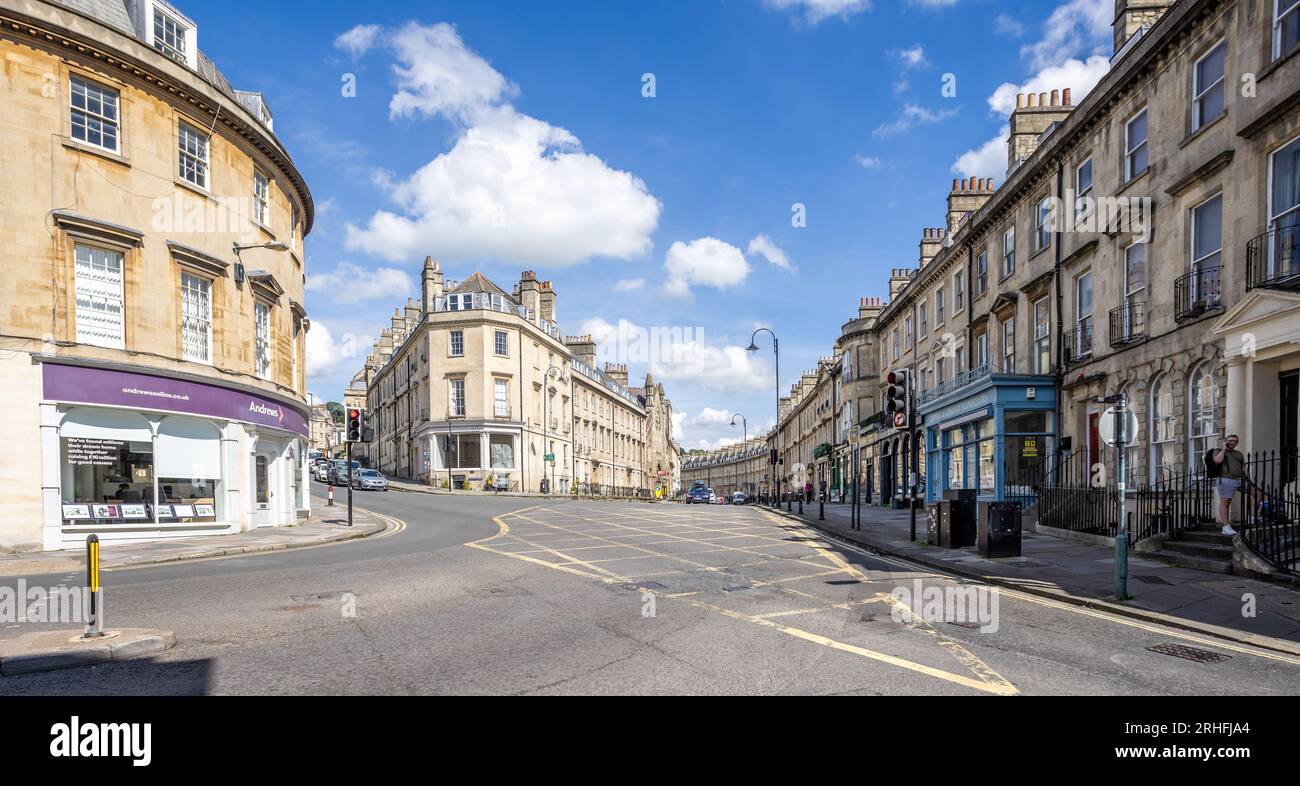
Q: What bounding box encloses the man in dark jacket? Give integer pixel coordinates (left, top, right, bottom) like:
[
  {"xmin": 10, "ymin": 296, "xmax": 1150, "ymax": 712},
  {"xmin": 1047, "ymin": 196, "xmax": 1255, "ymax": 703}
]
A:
[{"xmin": 1212, "ymin": 435, "xmax": 1248, "ymax": 535}]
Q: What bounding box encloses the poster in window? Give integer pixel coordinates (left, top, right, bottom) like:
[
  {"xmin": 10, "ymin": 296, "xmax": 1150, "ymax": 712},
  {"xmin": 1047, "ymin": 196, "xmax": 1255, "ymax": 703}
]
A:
[
  {"xmin": 172, "ymin": 504, "xmax": 197, "ymax": 518},
  {"xmin": 121, "ymin": 504, "xmax": 148, "ymax": 520},
  {"xmin": 153, "ymin": 504, "xmax": 174, "ymax": 519},
  {"xmin": 62, "ymin": 504, "xmax": 91, "ymax": 520},
  {"xmin": 92, "ymin": 504, "xmax": 122, "ymax": 520},
  {"xmin": 194, "ymin": 504, "xmax": 216, "ymax": 517}
]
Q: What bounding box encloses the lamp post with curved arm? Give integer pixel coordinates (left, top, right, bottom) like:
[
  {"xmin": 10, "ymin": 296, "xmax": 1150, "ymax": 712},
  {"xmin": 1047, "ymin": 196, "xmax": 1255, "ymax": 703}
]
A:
[
  {"xmin": 746, "ymin": 329, "xmax": 779, "ymax": 509},
  {"xmin": 542, "ymin": 365, "xmax": 564, "ymax": 494}
]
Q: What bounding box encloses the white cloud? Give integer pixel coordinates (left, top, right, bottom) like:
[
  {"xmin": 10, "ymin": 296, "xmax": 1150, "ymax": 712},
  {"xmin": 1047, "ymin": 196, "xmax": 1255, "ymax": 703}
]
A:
[
  {"xmin": 306, "ymin": 321, "xmax": 365, "ymax": 377},
  {"xmin": 1022, "ymin": 0, "xmax": 1112, "ymax": 71},
  {"xmin": 747, "ymin": 234, "xmax": 795, "ymax": 273},
  {"xmin": 662, "ymin": 237, "xmax": 751, "ymax": 298},
  {"xmin": 894, "ymin": 44, "xmax": 928, "ymax": 69},
  {"xmin": 342, "ymin": 22, "xmax": 662, "ymax": 267},
  {"xmin": 853, "ymin": 154, "xmax": 884, "ymax": 169},
  {"xmin": 614, "ymin": 278, "xmax": 646, "ymax": 292},
  {"xmin": 987, "ymin": 55, "xmax": 1111, "ymax": 116},
  {"xmin": 580, "ymin": 317, "xmax": 771, "ymax": 394},
  {"xmin": 334, "ymin": 24, "xmax": 381, "ymax": 58},
  {"xmin": 995, "ymin": 13, "xmax": 1026, "ymax": 37},
  {"xmin": 873, "ymin": 103, "xmax": 959, "ymax": 138},
  {"xmin": 765, "ymin": 0, "xmax": 873, "ymax": 24},
  {"xmin": 306, "ymin": 262, "xmax": 414, "ymax": 304},
  {"xmin": 951, "ymin": 125, "xmax": 1009, "ymax": 180}
]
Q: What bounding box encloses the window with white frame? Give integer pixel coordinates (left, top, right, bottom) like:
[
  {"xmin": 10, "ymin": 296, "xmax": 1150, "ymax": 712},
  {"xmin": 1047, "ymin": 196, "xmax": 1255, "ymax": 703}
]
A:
[
  {"xmin": 892, "ymin": 328, "xmax": 899, "ymax": 360},
  {"xmin": 1191, "ymin": 193, "xmax": 1223, "ymax": 274},
  {"xmin": 1033, "ymin": 297, "xmax": 1051, "ymax": 374},
  {"xmin": 1075, "ymin": 271, "xmax": 1093, "ymax": 357},
  {"xmin": 1002, "ymin": 227, "xmax": 1016, "ymax": 277},
  {"xmin": 152, "ymin": 7, "xmax": 189, "ymax": 63},
  {"xmin": 253, "ymin": 170, "xmax": 270, "ymax": 227},
  {"xmin": 1075, "ymin": 158, "xmax": 1093, "ymax": 217},
  {"xmin": 70, "ymin": 76, "xmax": 119, "ymax": 153},
  {"xmin": 976, "ymin": 249, "xmax": 988, "ymax": 294},
  {"xmin": 254, "ymin": 300, "xmax": 271, "ymax": 378},
  {"xmin": 1125, "ymin": 108, "xmax": 1149, "ymax": 182},
  {"xmin": 976, "ymin": 332, "xmax": 989, "ymax": 368},
  {"xmin": 450, "ymin": 330, "xmax": 463, "ymax": 357},
  {"xmin": 1192, "ymin": 41, "xmax": 1226, "ymax": 130},
  {"xmin": 1035, "ymin": 195, "xmax": 1053, "ymax": 251},
  {"xmin": 494, "ymin": 379, "xmax": 509, "ymax": 417},
  {"xmin": 1269, "ymin": 135, "xmax": 1300, "ymax": 277},
  {"xmin": 1123, "ymin": 242, "xmax": 1147, "ymax": 339},
  {"xmin": 180, "ymin": 271, "xmax": 211, "ymax": 363},
  {"xmin": 1002, "ymin": 317, "xmax": 1016, "ymax": 372},
  {"xmin": 177, "ymin": 121, "xmax": 209, "ymax": 189},
  {"xmin": 1188, "ymin": 364, "xmax": 1219, "ymax": 471},
  {"xmin": 905, "ymin": 315, "xmax": 913, "ymax": 347},
  {"xmin": 936, "ymin": 286, "xmax": 946, "ymax": 325},
  {"xmin": 1275, "ymin": 0, "xmax": 1299, "ymax": 58},
  {"xmin": 74, "ymin": 243, "xmax": 124, "ymax": 349},
  {"xmin": 954, "ymin": 271, "xmax": 965, "ymax": 312},
  {"xmin": 451, "ymin": 379, "xmax": 466, "ymax": 417},
  {"xmin": 919, "ymin": 298, "xmax": 928, "ymax": 335},
  {"xmin": 1149, "ymin": 374, "xmax": 1176, "ymax": 482},
  {"xmin": 495, "ymin": 330, "xmax": 508, "ymax": 356}
]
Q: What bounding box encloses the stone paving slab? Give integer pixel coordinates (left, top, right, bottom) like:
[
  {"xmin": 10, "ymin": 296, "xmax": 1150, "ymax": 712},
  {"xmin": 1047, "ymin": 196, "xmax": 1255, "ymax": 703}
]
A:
[
  {"xmin": 761, "ymin": 500, "xmax": 1300, "ymax": 655},
  {"xmin": 0, "ymin": 628, "xmax": 175, "ymax": 675},
  {"xmin": 0, "ymin": 508, "xmax": 390, "ymax": 578}
]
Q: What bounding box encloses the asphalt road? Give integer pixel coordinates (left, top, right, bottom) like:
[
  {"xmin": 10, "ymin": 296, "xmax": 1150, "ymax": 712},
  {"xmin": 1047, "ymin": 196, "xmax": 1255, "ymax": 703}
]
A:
[{"xmin": 2, "ymin": 482, "xmax": 1299, "ymax": 695}]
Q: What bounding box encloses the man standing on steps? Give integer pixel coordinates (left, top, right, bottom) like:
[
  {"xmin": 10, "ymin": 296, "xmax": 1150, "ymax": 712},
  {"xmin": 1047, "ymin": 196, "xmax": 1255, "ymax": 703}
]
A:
[{"xmin": 1211, "ymin": 435, "xmax": 1248, "ymax": 536}]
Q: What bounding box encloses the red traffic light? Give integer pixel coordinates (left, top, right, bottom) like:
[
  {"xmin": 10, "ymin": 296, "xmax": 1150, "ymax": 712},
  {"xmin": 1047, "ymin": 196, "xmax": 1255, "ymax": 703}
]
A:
[{"xmin": 348, "ymin": 409, "xmax": 360, "ymax": 420}]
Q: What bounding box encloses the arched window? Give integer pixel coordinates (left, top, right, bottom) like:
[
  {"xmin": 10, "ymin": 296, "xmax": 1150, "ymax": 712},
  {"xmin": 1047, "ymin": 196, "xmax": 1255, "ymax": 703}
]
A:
[
  {"xmin": 1188, "ymin": 364, "xmax": 1219, "ymax": 472},
  {"xmin": 1117, "ymin": 384, "xmax": 1139, "ymax": 488},
  {"xmin": 1149, "ymin": 374, "xmax": 1176, "ymax": 482}
]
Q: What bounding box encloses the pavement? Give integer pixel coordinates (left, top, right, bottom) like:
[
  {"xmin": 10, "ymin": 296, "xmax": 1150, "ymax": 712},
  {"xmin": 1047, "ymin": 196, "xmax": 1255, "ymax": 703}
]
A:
[
  {"xmin": 0, "ymin": 629, "xmax": 175, "ymax": 675},
  {"xmin": 767, "ymin": 498, "xmax": 1300, "ymax": 655},
  {"xmin": 1, "ymin": 483, "xmax": 1297, "ymax": 695},
  {"xmin": 0, "ymin": 505, "xmax": 393, "ymax": 578}
]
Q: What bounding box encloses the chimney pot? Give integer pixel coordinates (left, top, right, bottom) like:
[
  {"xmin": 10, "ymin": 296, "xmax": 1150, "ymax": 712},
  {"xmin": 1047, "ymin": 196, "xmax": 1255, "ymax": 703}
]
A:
[
  {"xmin": 1063, "ymin": 87, "xmax": 1072, "ymax": 105},
  {"xmin": 1016, "ymin": 93, "xmax": 1024, "ymax": 109},
  {"xmin": 1039, "ymin": 92, "xmax": 1048, "ymax": 106},
  {"xmin": 952, "ymin": 178, "xmax": 959, "ymax": 190},
  {"xmin": 1050, "ymin": 89, "xmax": 1060, "ymax": 106}
]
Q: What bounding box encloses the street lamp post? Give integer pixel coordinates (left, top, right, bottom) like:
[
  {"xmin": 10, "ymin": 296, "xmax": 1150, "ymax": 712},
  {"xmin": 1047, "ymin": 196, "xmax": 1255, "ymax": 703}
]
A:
[
  {"xmin": 731, "ymin": 414, "xmax": 747, "ymax": 496},
  {"xmin": 542, "ymin": 365, "xmax": 563, "ymax": 494},
  {"xmin": 747, "ymin": 329, "xmax": 779, "ymax": 510}
]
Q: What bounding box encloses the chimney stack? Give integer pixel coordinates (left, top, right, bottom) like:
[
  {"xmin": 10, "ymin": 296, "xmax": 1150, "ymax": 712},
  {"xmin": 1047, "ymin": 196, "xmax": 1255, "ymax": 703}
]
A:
[
  {"xmin": 1007, "ymin": 88, "xmax": 1075, "ymax": 173},
  {"xmin": 947, "ymin": 177, "xmax": 997, "ymax": 235},
  {"xmin": 1113, "ymin": 1, "xmax": 1174, "ymax": 55}
]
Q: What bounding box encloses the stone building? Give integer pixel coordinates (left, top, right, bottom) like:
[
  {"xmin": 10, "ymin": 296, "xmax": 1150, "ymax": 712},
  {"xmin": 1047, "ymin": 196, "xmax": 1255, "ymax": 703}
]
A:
[
  {"xmin": 680, "ymin": 439, "xmax": 768, "ymax": 500},
  {"xmin": 0, "ymin": 0, "xmax": 315, "ymax": 552},
  {"xmin": 361, "ymin": 262, "xmax": 678, "ymax": 495}
]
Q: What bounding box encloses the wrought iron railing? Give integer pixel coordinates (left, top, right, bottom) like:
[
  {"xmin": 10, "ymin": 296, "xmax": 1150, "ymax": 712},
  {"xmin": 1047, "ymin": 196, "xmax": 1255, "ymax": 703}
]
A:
[
  {"xmin": 1245, "ymin": 225, "xmax": 1300, "ymax": 291},
  {"xmin": 1237, "ymin": 450, "xmax": 1300, "ymax": 576},
  {"xmin": 1033, "ymin": 450, "xmax": 1120, "ymax": 538},
  {"xmin": 1108, "ymin": 301, "xmax": 1145, "ymax": 347},
  {"xmin": 1174, "ymin": 264, "xmax": 1222, "ymax": 322},
  {"xmin": 918, "ymin": 363, "xmax": 991, "ymax": 404},
  {"xmin": 1063, "ymin": 322, "xmax": 1093, "ymax": 365},
  {"xmin": 1130, "ymin": 469, "xmax": 1215, "ymax": 545}
]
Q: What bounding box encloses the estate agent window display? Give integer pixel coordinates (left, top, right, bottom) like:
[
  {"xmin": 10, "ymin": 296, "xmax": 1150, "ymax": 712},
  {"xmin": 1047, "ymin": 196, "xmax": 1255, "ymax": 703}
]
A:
[{"xmin": 59, "ymin": 435, "xmax": 219, "ymax": 526}]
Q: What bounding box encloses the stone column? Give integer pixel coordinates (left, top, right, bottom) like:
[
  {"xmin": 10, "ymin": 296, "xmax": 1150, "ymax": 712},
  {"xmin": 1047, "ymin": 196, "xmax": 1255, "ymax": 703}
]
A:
[
  {"xmin": 1225, "ymin": 357, "xmax": 1248, "ymax": 445},
  {"xmin": 40, "ymin": 403, "xmax": 64, "ymax": 551}
]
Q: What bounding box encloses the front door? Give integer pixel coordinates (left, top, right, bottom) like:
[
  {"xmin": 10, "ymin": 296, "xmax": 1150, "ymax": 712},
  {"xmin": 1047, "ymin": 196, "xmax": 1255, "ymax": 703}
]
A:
[
  {"xmin": 253, "ymin": 451, "xmax": 278, "ymax": 528},
  {"xmin": 1282, "ymin": 371, "xmax": 1298, "ymax": 485},
  {"xmin": 1088, "ymin": 412, "xmax": 1101, "ymax": 470}
]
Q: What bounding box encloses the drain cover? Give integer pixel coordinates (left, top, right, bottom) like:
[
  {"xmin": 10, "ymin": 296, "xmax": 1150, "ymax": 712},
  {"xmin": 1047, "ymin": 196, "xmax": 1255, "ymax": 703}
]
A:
[
  {"xmin": 619, "ymin": 581, "xmax": 667, "ymax": 591},
  {"xmin": 722, "ymin": 586, "xmax": 752, "ymax": 593},
  {"xmin": 1146, "ymin": 643, "xmax": 1232, "ymax": 663},
  {"xmin": 825, "ymin": 580, "xmax": 863, "ymax": 586},
  {"xmin": 1133, "ymin": 575, "xmax": 1173, "ymax": 585}
]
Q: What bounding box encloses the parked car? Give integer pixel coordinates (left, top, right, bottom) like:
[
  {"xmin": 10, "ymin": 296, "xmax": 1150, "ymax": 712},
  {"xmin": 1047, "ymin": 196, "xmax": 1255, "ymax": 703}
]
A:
[
  {"xmin": 732, "ymin": 491, "xmax": 748, "ymax": 505},
  {"xmin": 708, "ymin": 491, "xmax": 717, "ymax": 504},
  {"xmin": 352, "ymin": 469, "xmax": 388, "ymax": 492},
  {"xmin": 313, "ymin": 462, "xmax": 330, "ymax": 482},
  {"xmin": 686, "ymin": 485, "xmax": 711, "ymax": 504},
  {"xmin": 329, "ymin": 460, "xmax": 360, "ymax": 485}
]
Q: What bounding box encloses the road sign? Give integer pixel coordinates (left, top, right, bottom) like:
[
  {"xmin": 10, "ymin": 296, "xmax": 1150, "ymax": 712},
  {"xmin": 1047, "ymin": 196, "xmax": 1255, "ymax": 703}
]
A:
[
  {"xmin": 1099, "ymin": 407, "xmax": 1140, "ymax": 447},
  {"xmin": 893, "ymin": 411, "xmax": 907, "ymax": 429},
  {"xmin": 544, "ymin": 453, "xmax": 555, "ymax": 463}
]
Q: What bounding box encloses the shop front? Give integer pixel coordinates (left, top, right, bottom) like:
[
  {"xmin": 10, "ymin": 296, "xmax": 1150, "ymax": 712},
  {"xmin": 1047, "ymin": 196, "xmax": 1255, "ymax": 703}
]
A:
[
  {"xmin": 40, "ymin": 360, "xmax": 310, "ymax": 550},
  {"xmin": 426, "ymin": 425, "xmax": 522, "ymax": 491},
  {"xmin": 919, "ymin": 365, "xmax": 1056, "ymax": 505}
]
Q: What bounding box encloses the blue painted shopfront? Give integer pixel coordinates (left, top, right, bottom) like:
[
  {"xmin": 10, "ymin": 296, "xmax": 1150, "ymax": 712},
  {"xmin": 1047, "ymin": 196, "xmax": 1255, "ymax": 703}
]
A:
[{"xmin": 918, "ymin": 366, "xmax": 1056, "ymax": 504}]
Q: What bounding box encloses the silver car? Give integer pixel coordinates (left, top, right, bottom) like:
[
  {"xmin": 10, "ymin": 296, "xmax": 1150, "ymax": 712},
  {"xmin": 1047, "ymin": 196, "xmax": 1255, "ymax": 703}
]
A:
[{"xmin": 352, "ymin": 469, "xmax": 388, "ymax": 491}]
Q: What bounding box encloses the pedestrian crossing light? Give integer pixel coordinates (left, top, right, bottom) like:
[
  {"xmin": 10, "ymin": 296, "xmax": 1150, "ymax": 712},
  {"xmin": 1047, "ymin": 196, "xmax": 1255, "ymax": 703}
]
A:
[
  {"xmin": 346, "ymin": 408, "xmax": 364, "ymax": 443},
  {"xmin": 886, "ymin": 369, "xmax": 910, "ymax": 421}
]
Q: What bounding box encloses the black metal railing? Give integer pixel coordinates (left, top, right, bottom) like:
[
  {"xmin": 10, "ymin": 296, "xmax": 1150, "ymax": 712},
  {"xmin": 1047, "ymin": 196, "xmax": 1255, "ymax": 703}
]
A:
[
  {"xmin": 1174, "ymin": 265, "xmax": 1222, "ymax": 322},
  {"xmin": 1033, "ymin": 450, "xmax": 1120, "ymax": 538},
  {"xmin": 1237, "ymin": 450, "xmax": 1300, "ymax": 576},
  {"xmin": 1130, "ymin": 469, "xmax": 1215, "ymax": 545},
  {"xmin": 1246, "ymin": 225, "xmax": 1300, "ymax": 291},
  {"xmin": 1108, "ymin": 301, "xmax": 1146, "ymax": 346},
  {"xmin": 1063, "ymin": 322, "xmax": 1093, "ymax": 365}
]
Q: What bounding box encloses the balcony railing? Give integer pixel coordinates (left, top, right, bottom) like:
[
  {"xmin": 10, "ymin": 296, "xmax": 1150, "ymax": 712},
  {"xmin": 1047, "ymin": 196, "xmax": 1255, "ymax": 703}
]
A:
[
  {"xmin": 1108, "ymin": 301, "xmax": 1145, "ymax": 347},
  {"xmin": 918, "ymin": 363, "xmax": 992, "ymax": 405},
  {"xmin": 1174, "ymin": 265, "xmax": 1223, "ymax": 322},
  {"xmin": 1246, "ymin": 225, "xmax": 1300, "ymax": 291},
  {"xmin": 1063, "ymin": 322, "xmax": 1093, "ymax": 365}
]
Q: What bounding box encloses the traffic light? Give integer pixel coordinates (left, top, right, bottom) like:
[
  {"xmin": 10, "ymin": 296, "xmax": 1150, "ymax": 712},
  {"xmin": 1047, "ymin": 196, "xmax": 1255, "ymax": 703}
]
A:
[
  {"xmin": 360, "ymin": 410, "xmax": 374, "ymax": 443},
  {"xmin": 886, "ymin": 369, "xmax": 910, "ymax": 423},
  {"xmin": 346, "ymin": 408, "xmax": 363, "ymax": 443}
]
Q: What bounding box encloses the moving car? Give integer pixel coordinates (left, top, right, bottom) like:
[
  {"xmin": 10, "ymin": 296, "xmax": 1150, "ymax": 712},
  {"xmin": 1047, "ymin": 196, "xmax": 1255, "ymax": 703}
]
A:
[
  {"xmin": 313, "ymin": 461, "xmax": 330, "ymax": 482},
  {"xmin": 352, "ymin": 469, "xmax": 388, "ymax": 492},
  {"xmin": 328, "ymin": 460, "xmax": 361, "ymax": 485},
  {"xmin": 732, "ymin": 491, "xmax": 747, "ymax": 505},
  {"xmin": 686, "ymin": 485, "xmax": 711, "ymax": 504}
]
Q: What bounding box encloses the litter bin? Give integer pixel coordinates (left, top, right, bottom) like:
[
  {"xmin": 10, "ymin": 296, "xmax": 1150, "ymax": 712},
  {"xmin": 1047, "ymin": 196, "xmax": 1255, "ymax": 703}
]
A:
[
  {"xmin": 926, "ymin": 503, "xmax": 945, "ymax": 546},
  {"xmin": 978, "ymin": 502, "xmax": 1022, "ymax": 558},
  {"xmin": 943, "ymin": 489, "xmax": 978, "ymax": 548}
]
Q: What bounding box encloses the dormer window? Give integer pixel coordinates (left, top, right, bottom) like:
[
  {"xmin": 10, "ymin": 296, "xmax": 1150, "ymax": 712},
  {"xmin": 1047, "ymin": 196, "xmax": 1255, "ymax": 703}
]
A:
[{"xmin": 153, "ymin": 7, "xmax": 189, "ymax": 64}]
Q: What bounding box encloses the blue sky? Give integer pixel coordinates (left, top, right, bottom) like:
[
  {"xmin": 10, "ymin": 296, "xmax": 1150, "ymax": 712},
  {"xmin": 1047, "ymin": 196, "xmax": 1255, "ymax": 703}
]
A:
[{"xmin": 194, "ymin": 0, "xmax": 1115, "ymax": 449}]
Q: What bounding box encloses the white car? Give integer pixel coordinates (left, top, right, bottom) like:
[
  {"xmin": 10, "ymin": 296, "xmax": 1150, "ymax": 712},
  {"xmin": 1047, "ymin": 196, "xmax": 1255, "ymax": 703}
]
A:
[{"xmin": 708, "ymin": 491, "xmax": 717, "ymax": 504}]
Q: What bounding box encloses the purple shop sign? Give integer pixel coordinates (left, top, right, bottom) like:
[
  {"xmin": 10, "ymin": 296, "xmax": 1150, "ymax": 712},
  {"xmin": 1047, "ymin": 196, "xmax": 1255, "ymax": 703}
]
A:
[{"xmin": 43, "ymin": 363, "xmax": 309, "ymax": 437}]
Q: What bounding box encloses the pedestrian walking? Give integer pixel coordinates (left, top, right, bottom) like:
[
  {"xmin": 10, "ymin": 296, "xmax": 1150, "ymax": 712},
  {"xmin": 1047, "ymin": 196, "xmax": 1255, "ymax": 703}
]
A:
[{"xmin": 1207, "ymin": 434, "xmax": 1252, "ymax": 535}]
